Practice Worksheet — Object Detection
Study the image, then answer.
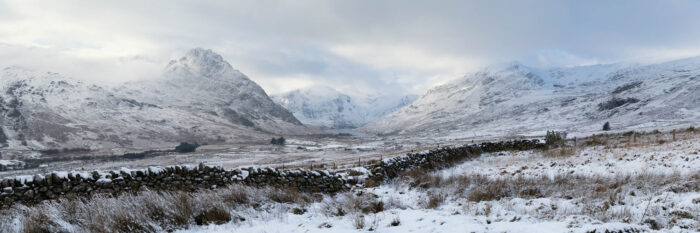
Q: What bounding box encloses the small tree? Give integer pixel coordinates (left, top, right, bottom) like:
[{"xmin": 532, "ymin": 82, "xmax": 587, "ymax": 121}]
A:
[
  {"xmin": 270, "ymin": 137, "xmax": 286, "ymax": 145},
  {"xmin": 277, "ymin": 137, "xmax": 286, "ymax": 145},
  {"xmin": 545, "ymin": 130, "xmax": 566, "ymax": 148},
  {"xmin": 175, "ymin": 142, "xmax": 199, "ymax": 153},
  {"xmin": 602, "ymin": 122, "xmax": 611, "ymax": 131}
]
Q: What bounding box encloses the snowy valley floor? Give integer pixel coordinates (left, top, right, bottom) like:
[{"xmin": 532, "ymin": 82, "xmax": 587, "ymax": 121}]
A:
[{"xmin": 1, "ymin": 131, "xmax": 699, "ymax": 232}]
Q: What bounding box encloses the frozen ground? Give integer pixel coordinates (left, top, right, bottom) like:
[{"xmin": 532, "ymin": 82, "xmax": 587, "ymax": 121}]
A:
[
  {"xmin": 1, "ymin": 131, "xmax": 697, "ymax": 232},
  {"xmin": 179, "ymin": 133, "xmax": 700, "ymax": 232},
  {"xmin": 0, "ymin": 133, "xmax": 452, "ymax": 178}
]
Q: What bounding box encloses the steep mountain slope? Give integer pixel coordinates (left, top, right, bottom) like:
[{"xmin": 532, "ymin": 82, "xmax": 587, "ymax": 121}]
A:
[
  {"xmin": 0, "ymin": 49, "xmax": 314, "ymax": 152},
  {"xmin": 118, "ymin": 48, "xmax": 307, "ymax": 134},
  {"xmin": 362, "ymin": 59, "xmax": 700, "ymax": 138},
  {"xmin": 272, "ymin": 85, "xmax": 417, "ymax": 129}
]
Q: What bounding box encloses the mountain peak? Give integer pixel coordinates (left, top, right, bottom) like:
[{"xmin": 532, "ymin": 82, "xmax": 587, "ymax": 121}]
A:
[
  {"xmin": 295, "ymin": 85, "xmax": 344, "ymax": 96},
  {"xmin": 165, "ymin": 48, "xmax": 235, "ymax": 78},
  {"xmin": 481, "ymin": 61, "xmax": 532, "ymax": 74},
  {"xmin": 184, "ymin": 48, "xmax": 225, "ymax": 63}
]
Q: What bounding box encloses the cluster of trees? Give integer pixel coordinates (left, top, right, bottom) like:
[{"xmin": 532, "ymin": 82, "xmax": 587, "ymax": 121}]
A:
[
  {"xmin": 270, "ymin": 137, "xmax": 286, "ymax": 145},
  {"xmin": 175, "ymin": 142, "xmax": 200, "ymax": 153},
  {"xmin": 0, "ymin": 128, "xmax": 6, "ymax": 144},
  {"xmin": 545, "ymin": 130, "xmax": 566, "ymax": 148}
]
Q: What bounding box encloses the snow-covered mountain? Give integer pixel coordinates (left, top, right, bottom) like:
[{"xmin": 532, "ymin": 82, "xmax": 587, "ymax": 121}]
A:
[
  {"xmin": 0, "ymin": 48, "xmax": 314, "ymax": 152},
  {"xmin": 362, "ymin": 58, "xmax": 700, "ymax": 138},
  {"xmin": 119, "ymin": 48, "xmax": 306, "ymax": 134},
  {"xmin": 272, "ymin": 86, "xmax": 417, "ymax": 129}
]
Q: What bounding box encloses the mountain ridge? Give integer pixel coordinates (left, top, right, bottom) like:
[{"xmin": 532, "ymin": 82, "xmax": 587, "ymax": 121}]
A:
[
  {"xmin": 0, "ymin": 49, "xmax": 314, "ymax": 153},
  {"xmin": 272, "ymin": 85, "xmax": 417, "ymax": 129},
  {"xmin": 362, "ymin": 57, "xmax": 700, "ymax": 138}
]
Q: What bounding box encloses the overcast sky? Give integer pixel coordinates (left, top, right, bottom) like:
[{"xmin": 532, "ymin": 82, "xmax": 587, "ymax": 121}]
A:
[{"xmin": 1, "ymin": 0, "xmax": 700, "ymax": 95}]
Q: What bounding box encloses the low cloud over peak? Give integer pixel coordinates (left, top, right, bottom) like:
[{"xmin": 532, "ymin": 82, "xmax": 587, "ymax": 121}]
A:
[{"xmin": 1, "ymin": 0, "xmax": 699, "ymax": 95}]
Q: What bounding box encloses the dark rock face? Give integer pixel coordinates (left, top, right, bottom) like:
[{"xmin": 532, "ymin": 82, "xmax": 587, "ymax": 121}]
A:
[
  {"xmin": 598, "ymin": 97, "xmax": 640, "ymax": 111},
  {"xmin": 612, "ymin": 81, "xmax": 643, "ymax": 94},
  {"xmin": 221, "ymin": 108, "xmax": 255, "ymax": 127}
]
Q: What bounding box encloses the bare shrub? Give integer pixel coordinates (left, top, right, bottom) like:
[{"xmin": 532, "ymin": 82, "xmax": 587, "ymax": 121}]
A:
[
  {"xmin": 171, "ymin": 192, "xmax": 194, "ymax": 227},
  {"xmin": 364, "ymin": 178, "xmax": 378, "ymax": 188},
  {"xmin": 427, "ymin": 192, "xmax": 445, "ymax": 209},
  {"xmin": 54, "ymin": 195, "xmax": 84, "ymax": 226},
  {"xmin": 79, "ymin": 198, "xmax": 109, "ymax": 233},
  {"xmin": 104, "ymin": 195, "xmax": 158, "ymax": 233},
  {"xmin": 22, "ymin": 210, "xmax": 61, "ymax": 233},
  {"xmin": 291, "ymin": 207, "xmax": 306, "ymax": 215},
  {"xmin": 335, "ymin": 207, "xmax": 346, "ymax": 217},
  {"xmin": 267, "ymin": 187, "xmax": 309, "ymax": 204},
  {"xmin": 221, "ymin": 186, "xmax": 250, "ymax": 206},
  {"xmin": 1, "ymin": 183, "xmax": 331, "ymax": 233},
  {"xmin": 352, "ymin": 215, "xmax": 365, "ymax": 229},
  {"xmin": 367, "ymin": 215, "xmax": 380, "ymax": 231},
  {"xmin": 343, "ymin": 193, "xmax": 363, "ymax": 212},
  {"xmin": 363, "ymin": 201, "xmax": 384, "ymax": 214},
  {"xmin": 542, "ymin": 145, "xmax": 578, "ymax": 157},
  {"xmin": 139, "ymin": 192, "xmax": 170, "ymax": 226},
  {"xmin": 194, "ymin": 206, "xmax": 231, "ymax": 225},
  {"xmin": 110, "ymin": 211, "xmax": 158, "ymax": 233},
  {"xmin": 518, "ymin": 187, "xmax": 543, "ymax": 198},
  {"xmin": 346, "ymin": 169, "xmax": 365, "ymax": 176},
  {"xmin": 390, "ymin": 215, "xmax": 401, "ymax": 226},
  {"xmin": 339, "ymin": 192, "xmax": 385, "ymax": 215},
  {"xmin": 319, "ymin": 200, "xmax": 346, "ymax": 217},
  {"xmin": 585, "ymin": 134, "xmax": 609, "ymax": 146},
  {"xmin": 467, "ymin": 180, "xmax": 509, "ymax": 202},
  {"xmin": 318, "ymin": 222, "xmax": 332, "ymax": 228}
]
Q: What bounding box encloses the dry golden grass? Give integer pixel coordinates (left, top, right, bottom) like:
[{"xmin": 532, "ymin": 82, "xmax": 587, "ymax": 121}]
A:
[
  {"xmin": 0, "ymin": 184, "xmax": 319, "ymax": 233},
  {"xmin": 541, "ymin": 145, "xmax": 580, "ymax": 158},
  {"xmin": 427, "ymin": 192, "xmax": 446, "ymax": 209}
]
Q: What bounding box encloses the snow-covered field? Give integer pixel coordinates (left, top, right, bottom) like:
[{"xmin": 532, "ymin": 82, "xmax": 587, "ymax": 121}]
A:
[
  {"xmin": 178, "ymin": 133, "xmax": 700, "ymax": 232},
  {"xmin": 1, "ymin": 131, "xmax": 698, "ymax": 232},
  {"xmin": 0, "ymin": 135, "xmax": 419, "ymax": 178}
]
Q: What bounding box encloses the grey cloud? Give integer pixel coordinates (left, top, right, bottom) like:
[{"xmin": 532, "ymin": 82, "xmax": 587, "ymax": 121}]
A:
[{"xmin": 1, "ymin": 0, "xmax": 699, "ymax": 95}]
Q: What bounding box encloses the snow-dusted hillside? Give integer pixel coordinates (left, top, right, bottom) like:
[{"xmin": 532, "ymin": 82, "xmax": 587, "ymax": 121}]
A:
[
  {"xmin": 117, "ymin": 48, "xmax": 308, "ymax": 135},
  {"xmin": 363, "ymin": 58, "xmax": 700, "ymax": 138},
  {"xmin": 273, "ymin": 85, "xmax": 417, "ymax": 129},
  {"xmin": 0, "ymin": 48, "xmax": 314, "ymax": 152}
]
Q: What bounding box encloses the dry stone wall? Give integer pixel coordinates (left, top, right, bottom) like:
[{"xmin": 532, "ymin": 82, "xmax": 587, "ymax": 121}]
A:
[
  {"xmin": 0, "ymin": 139, "xmax": 545, "ymax": 209},
  {"xmin": 0, "ymin": 164, "xmax": 347, "ymax": 208},
  {"xmin": 367, "ymin": 139, "xmax": 545, "ymax": 182}
]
